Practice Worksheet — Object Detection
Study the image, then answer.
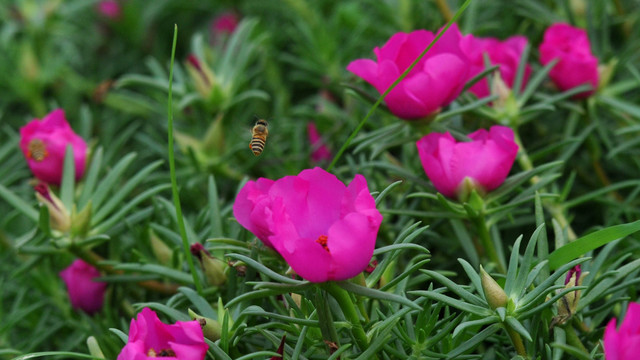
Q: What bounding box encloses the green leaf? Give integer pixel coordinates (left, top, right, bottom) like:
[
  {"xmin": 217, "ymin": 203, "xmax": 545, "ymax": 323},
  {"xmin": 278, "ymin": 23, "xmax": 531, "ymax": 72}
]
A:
[
  {"xmin": 89, "ymin": 152, "xmax": 137, "ymax": 210},
  {"xmin": 227, "ymin": 253, "xmax": 304, "ymax": 285},
  {"xmin": 410, "ymin": 291, "xmax": 491, "ymax": 316},
  {"xmin": 445, "ymin": 323, "xmax": 500, "ymax": 359},
  {"xmin": 112, "ymin": 263, "xmax": 194, "ymax": 284},
  {"xmin": 178, "ymin": 287, "xmax": 217, "ymax": 319},
  {"xmin": 78, "ymin": 147, "xmax": 103, "ymax": 209},
  {"xmin": 208, "ymin": 175, "xmax": 223, "ymax": 239},
  {"xmin": 60, "ymin": 145, "xmax": 75, "ymax": 211},
  {"xmin": 10, "ymin": 352, "xmax": 104, "ymax": 360},
  {"xmin": 420, "ymin": 270, "xmax": 485, "ymax": 306},
  {"xmin": 0, "ymin": 184, "xmax": 38, "ymax": 222},
  {"xmin": 337, "ymin": 281, "xmax": 422, "ymax": 310},
  {"xmin": 548, "ymin": 220, "xmax": 640, "ymax": 270}
]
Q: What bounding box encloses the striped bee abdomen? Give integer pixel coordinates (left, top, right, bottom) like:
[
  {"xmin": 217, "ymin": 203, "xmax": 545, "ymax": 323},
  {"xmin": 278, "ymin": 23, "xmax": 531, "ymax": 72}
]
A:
[{"xmin": 250, "ymin": 119, "xmax": 269, "ymax": 156}]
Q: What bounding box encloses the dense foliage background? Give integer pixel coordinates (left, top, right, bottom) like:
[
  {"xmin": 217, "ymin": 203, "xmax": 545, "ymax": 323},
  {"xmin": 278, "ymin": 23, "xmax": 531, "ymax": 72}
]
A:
[{"xmin": 2, "ymin": 0, "xmax": 640, "ymax": 359}]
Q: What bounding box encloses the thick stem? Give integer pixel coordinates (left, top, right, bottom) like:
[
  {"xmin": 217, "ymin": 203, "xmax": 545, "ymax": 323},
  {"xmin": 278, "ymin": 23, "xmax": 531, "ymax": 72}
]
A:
[
  {"xmin": 505, "ymin": 324, "xmax": 528, "ymax": 358},
  {"xmin": 322, "ymin": 282, "xmax": 371, "ymax": 353},
  {"xmin": 471, "ymin": 215, "xmax": 505, "ymax": 273},
  {"xmin": 513, "ymin": 130, "xmax": 577, "ymax": 241}
]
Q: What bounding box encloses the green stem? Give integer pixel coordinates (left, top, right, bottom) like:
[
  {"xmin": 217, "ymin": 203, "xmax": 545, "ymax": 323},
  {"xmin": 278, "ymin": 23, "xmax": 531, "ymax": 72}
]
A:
[
  {"xmin": 513, "ymin": 130, "xmax": 577, "ymax": 241},
  {"xmin": 471, "ymin": 215, "xmax": 505, "ymax": 273},
  {"xmin": 322, "ymin": 282, "xmax": 370, "ymax": 353},
  {"xmin": 167, "ymin": 25, "xmax": 203, "ymax": 294},
  {"xmin": 564, "ymin": 325, "xmax": 589, "ymax": 355},
  {"xmin": 505, "ymin": 324, "xmax": 528, "ymax": 358}
]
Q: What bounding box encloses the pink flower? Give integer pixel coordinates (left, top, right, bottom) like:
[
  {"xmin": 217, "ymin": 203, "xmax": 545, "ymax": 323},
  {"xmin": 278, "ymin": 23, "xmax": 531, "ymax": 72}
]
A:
[
  {"xmin": 211, "ymin": 11, "xmax": 238, "ymax": 44},
  {"xmin": 416, "ymin": 126, "xmax": 519, "ymax": 199},
  {"xmin": 460, "ymin": 34, "xmax": 532, "ymax": 98},
  {"xmin": 347, "ymin": 24, "xmax": 470, "ymax": 120},
  {"xmin": 539, "ymin": 23, "xmax": 599, "ymax": 98},
  {"xmin": 19, "ymin": 109, "xmax": 87, "ymax": 186},
  {"xmin": 97, "ymin": 0, "xmax": 121, "ymax": 20},
  {"xmin": 604, "ymin": 302, "xmax": 640, "ymax": 360},
  {"xmin": 233, "ymin": 167, "xmax": 383, "ymax": 282},
  {"xmin": 307, "ymin": 123, "xmax": 332, "ymax": 163},
  {"xmin": 59, "ymin": 259, "xmax": 106, "ymax": 314},
  {"xmin": 117, "ymin": 308, "xmax": 208, "ymax": 360}
]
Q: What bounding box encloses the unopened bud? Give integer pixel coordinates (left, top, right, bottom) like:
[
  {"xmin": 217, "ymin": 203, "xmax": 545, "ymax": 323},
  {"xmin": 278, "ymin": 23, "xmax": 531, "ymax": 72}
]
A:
[
  {"xmin": 480, "ymin": 265, "xmax": 508, "ymax": 309},
  {"xmin": 491, "ymin": 72, "xmax": 512, "ymax": 109},
  {"xmin": 34, "ymin": 183, "xmax": 70, "ymax": 232},
  {"xmin": 86, "ymin": 336, "xmax": 105, "ymax": 359},
  {"xmin": 186, "ymin": 54, "xmax": 217, "ymax": 98},
  {"xmin": 597, "ymin": 59, "xmax": 618, "ymax": 91},
  {"xmin": 150, "ymin": 229, "xmax": 172, "ymax": 265},
  {"xmin": 188, "ymin": 309, "xmax": 221, "ymax": 341},
  {"xmin": 553, "ymin": 265, "xmax": 588, "ymax": 326},
  {"xmin": 190, "ymin": 243, "xmax": 227, "ymax": 286}
]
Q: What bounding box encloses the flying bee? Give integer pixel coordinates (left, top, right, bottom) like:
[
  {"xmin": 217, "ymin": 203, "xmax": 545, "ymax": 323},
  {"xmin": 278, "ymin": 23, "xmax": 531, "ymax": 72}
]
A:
[{"xmin": 250, "ymin": 119, "xmax": 269, "ymax": 156}]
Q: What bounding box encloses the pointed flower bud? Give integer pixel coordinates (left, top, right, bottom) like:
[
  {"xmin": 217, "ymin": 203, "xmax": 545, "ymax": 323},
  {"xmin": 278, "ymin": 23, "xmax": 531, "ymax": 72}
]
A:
[
  {"xmin": 186, "ymin": 54, "xmax": 217, "ymax": 99},
  {"xmin": 190, "ymin": 243, "xmax": 227, "ymax": 286},
  {"xmin": 150, "ymin": 230, "xmax": 173, "ymax": 265},
  {"xmin": 188, "ymin": 309, "xmax": 222, "ymax": 341},
  {"xmin": 480, "ymin": 265, "xmax": 508, "ymax": 309},
  {"xmin": 87, "ymin": 336, "xmax": 106, "ymax": 359},
  {"xmin": 34, "ymin": 183, "xmax": 70, "ymax": 232},
  {"xmin": 554, "ymin": 265, "xmax": 587, "ymax": 326}
]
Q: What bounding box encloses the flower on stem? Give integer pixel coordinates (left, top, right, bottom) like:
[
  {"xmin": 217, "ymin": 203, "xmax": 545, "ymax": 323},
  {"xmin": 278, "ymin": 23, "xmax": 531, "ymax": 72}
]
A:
[
  {"xmin": 117, "ymin": 307, "xmax": 208, "ymax": 360},
  {"xmin": 459, "ymin": 33, "xmax": 532, "ymax": 98},
  {"xmin": 19, "ymin": 109, "xmax": 87, "ymax": 186},
  {"xmin": 415, "ymin": 125, "xmax": 519, "ymax": 200},
  {"xmin": 59, "ymin": 259, "xmax": 106, "ymax": 314},
  {"xmin": 307, "ymin": 122, "xmax": 332, "ymax": 163},
  {"xmin": 604, "ymin": 302, "xmax": 640, "ymax": 360},
  {"xmin": 347, "ymin": 24, "xmax": 469, "ymax": 120},
  {"xmin": 539, "ymin": 23, "xmax": 599, "ymax": 98},
  {"xmin": 233, "ymin": 167, "xmax": 383, "ymax": 282}
]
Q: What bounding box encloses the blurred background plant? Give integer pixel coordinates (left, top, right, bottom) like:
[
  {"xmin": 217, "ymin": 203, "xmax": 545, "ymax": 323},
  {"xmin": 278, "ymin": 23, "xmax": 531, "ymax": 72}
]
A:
[{"xmin": 1, "ymin": 0, "xmax": 640, "ymax": 359}]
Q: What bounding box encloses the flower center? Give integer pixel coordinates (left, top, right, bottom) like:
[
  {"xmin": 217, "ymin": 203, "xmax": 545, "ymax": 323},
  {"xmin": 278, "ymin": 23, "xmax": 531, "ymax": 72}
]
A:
[
  {"xmin": 316, "ymin": 235, "xmax": 330, "ymax": 253},
  {"xmin": 147, "ymin": 348, "xmax": 176, "ymax": 357},
  {"xmin": 27, "ymin": 139, "xmax": 48, "ymax": 161}
]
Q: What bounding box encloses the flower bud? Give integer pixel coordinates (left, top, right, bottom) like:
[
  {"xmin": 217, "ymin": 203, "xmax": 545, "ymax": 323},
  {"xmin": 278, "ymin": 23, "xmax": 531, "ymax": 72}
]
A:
[
  {"xmin": 86, "ymin": 336, "xmax": 105, "ymax": 359},
  {"xmin": 186, "ymin": 54, "xmax": 217, "ymax": 99},
  {"xmin": 150, "ymin": 229, "xmax": 172, "ymax": 265},
  {"xmin": 553, "ymin": 265, "xmax": 588, "ymax": 326},
  {"xmin": 480, "ymin": 265, "xmax": 508, "ymax": 309},
  {"xmin": 188, "ymin": 308, "xmax": 222, "ymax": 341},
  {"xmin": 190, "ymin": 243, "xmax": 227, "ymax": 286},
  {"xmin": 34, "ymin": 183, "xmax": 70, "ymax": 232}
]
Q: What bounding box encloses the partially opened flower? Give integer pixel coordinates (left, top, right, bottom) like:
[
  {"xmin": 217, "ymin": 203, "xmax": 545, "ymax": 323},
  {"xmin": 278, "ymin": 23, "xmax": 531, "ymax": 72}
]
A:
[
  {"xmin": 19, "ymin": 109, "xmax": 87, "ymax": 186},
  {"xmin": 347, "ymin": 24, "xmax": 469, "ymax": 120},
  {"xmin": 604, "ymin": 302, "xmax": 640, "ymax": 360},
  {"xmin": 539, "ymin": 23, "xmax": 599, "ymax": 98},
  {"xmin": 416, "ymin": 126, "xmax": 519, "ymax": 200},
  {"xmin": 117, "ymin": 308, "xmax": 208, "ymax": 360},
  {"xmin": 59, "ymin": 259, "xmax": 106, "ymax": 314},
  {"xmin": 460, "ymin": 34, "xmax": 532, "ymax": 98},
  {"xmin": 233, "ymin": 167, "xmax": 383, "ymax": 282}
]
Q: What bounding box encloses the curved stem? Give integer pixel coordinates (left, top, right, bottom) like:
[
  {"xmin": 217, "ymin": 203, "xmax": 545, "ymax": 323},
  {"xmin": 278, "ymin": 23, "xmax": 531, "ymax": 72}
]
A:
[
  {"xmin": 322, "ymin": 282, "xmax": 371, "ymax": 353},
  {"xmin": 471, "ymin": 215, "xmax": 505, "ymax": 273}
]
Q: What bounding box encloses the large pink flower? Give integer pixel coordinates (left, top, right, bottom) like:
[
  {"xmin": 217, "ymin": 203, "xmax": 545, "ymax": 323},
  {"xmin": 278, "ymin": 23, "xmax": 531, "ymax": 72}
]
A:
[
  {"xmin": 233, "ymin": 167, "xmax": 383, "ymax": 282},
  {"xmin": 416, "ymin": 126, "xmax": 519, "ymax": 199},
  {"xmin": 59, "ymin": 259, "xmax": 106, "ymax": 314},
  {"xmin": 460, "ymin": 34, "xmax": 532, "ymax": 98},
  {"xmin": 347, "ymin": 24, "xmax": 470, "ymax": 120},
  {"xmin": 117, "ymin": 308, "xmax": 208, "ymax": 360},
  {"xmin": 539, "ymin": 23, "xmax": 599, "ymax": 98},
  {"xmin": 604, "ymin": 302, "xmax": 640, "ymax": 360},
  {"xmin": 19, "ymin": 109, "xmax": 87, "ymax": 186}
]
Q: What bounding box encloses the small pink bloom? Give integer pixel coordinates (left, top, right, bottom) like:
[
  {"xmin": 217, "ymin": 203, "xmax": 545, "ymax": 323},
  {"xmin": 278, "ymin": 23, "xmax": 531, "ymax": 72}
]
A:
[
  {"xmin": 564, "ymin": 264, "xmax": 581, "ymax": 286},
  {"xmin": 97, "ymin": 0, "xmax": 121, "ymax": 20},
  {"xmin": 416, "ymin": 126, "xmax": 519, "ymax": 199},
  {"xmin": 211, "ymin": 11, "xmax": 238, "ymax": 44},
  {"xmin": 307, "ymin": 123, "xmax": 332, "ymax": 163},
  {"xmin": 19, "ymin": 109, "xmax": 87, "ymax": 186},
  {"xmin": 347, "ymin": 24, "xmax": 470, "ymax": 120},
  {"xmin": 233, "ymin": 167, "xmax": 383, "ymax": 282},
  {"xmin": 117, "ymin": 308, "xmax": 208, "ymax": 360},
  {"xmin": 59, "ymin": 259, "xmax": 106, "ymax": 314},
  {"xmin": 539, "ymin": 23, "xmax": 599, "ymax": 98},
  {"xmin": 604, "ymin": 302, "xmax": 640, "ymax": 360},
  {"xmin": 460, "ymin": 34, "xmax": 532, "ymax": 98}
]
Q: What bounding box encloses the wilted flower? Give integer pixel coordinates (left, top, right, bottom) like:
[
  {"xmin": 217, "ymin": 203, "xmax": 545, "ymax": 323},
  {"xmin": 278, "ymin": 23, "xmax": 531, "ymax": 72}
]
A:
[
  {"xmin": 460, "ymin": 34, "xmax": 532, "ymax": 98},
  {"xmin": 604, "ymin": 302, "xmax": 640, "ymax": 360},
  {"xmin": 416, "ymin": 126, "xmax": 519, "ymax": 200},
  {"xmin": 59, "ymin": 259, "xmax": 106, "ymax": 314},
  {"xmin": 19, "ymin": 109, "xmax": 87, "ymax": 186},
  {"xmin": 539, "ymin": 23, "xmax": 599, "ymax": 98},
  {"xmin": 347, "ymin": 24, "xmax": 469, "ymax": 120},
  {"xmin": 117, "ymin": 308, "xmax": 208, "ymax": 360},
  {"xmin": 96, "ymin": 0, "xmax": 121, "ymax": 20},
  {"xmin": 233, "ymin": 167, "xmax": 383, "ymax": 282},
  {"xmin": 307, "ymin": 123, "xmax": 332, "ymax": 163}
]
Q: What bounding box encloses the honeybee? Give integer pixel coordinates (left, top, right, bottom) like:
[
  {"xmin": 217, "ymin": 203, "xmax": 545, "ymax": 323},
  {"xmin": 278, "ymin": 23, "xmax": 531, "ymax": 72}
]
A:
[
  {"xmin": 250, "ymin": 119, "xmax": 269, "ymax": 156},
  {"xmin": 27, "ymin": 139, "xmax": 48, "ymax": 161}
]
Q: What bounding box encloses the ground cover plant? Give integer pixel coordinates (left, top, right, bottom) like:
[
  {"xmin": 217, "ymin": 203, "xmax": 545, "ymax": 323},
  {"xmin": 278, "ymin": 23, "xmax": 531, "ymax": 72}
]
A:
[{"xmin": 2, "ymin": 0, "xmax": 640, "ymax": 359}]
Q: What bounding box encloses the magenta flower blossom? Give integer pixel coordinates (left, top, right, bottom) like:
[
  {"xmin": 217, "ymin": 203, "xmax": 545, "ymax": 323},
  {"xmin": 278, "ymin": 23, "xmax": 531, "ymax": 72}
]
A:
[
  {"xmin": 211, "ymin": 11, "xmax": 238, "ymax": 45},
  {"xmin": 59, "ymin": 259, "xmax": 106, "ymax": 314},
  {"xmin": 460, "ymin": 34, "xmax": 532, "ymax": 98},
  {"xmin": 97, "ymin": 0, "xmax": 121, "ymax": 20},
  {"xmin": 347, "ymin": 24, "xmax": 470, "ymax": 120},
  {"xmin": 233, "ymin": 167, "xmax": 383, "ymax": 282},
  {"xmin": 117, "ymin": 308, "xmax": 208, "ymax": 360},
  {"xmin": 416, "ymin": 126, "xmax": 519, "ymax": 199},
  {"xmin": 539, "ymin": 23, "xmax": 599, "ymax": 98},
  {"xmin": 19, "ymin": 109, "xmax": 87, "ymax": 186},
  {"xmin": 307, "ymin": 123, "xmax": 332, "ymax": 163},
  {"xmin": 604, "ymin": 302, "xmax": 640, "ymax": 360}
]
